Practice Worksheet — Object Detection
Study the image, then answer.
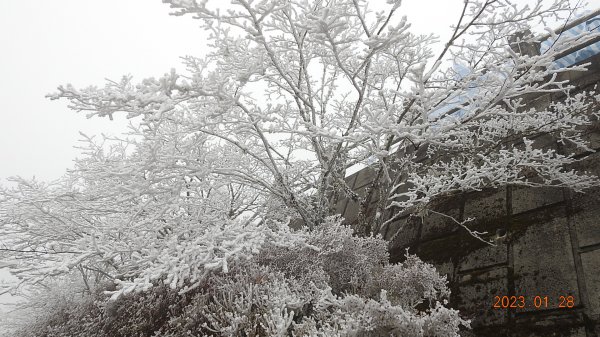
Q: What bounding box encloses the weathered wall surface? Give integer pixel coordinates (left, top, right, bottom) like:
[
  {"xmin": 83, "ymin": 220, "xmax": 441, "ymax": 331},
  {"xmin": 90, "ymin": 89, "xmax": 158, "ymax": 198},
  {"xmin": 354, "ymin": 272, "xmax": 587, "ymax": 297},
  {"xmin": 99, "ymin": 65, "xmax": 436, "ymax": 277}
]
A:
[{"xmin": 335, "ymin": 56, "xmax": 600, "ymax": 336}]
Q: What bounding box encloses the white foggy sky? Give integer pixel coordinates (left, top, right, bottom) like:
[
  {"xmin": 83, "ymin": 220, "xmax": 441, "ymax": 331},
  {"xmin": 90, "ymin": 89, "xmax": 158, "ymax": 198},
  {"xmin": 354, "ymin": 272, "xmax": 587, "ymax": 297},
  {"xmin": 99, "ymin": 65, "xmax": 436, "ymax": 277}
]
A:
[
  {"xmin": 0, "ymin": 0, "xmax": 207, "ymax": 183},
  {"xmin": 0, "ymin": 0, "xmax": 599, "ymax": 316}
]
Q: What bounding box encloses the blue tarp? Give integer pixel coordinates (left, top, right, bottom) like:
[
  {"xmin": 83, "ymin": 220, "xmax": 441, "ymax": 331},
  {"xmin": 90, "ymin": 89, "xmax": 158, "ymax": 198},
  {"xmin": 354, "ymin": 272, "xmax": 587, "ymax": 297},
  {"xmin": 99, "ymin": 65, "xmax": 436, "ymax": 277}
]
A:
[{"xmin": 541, "ymin": 15, "xmax": 600, "ymax": 68}]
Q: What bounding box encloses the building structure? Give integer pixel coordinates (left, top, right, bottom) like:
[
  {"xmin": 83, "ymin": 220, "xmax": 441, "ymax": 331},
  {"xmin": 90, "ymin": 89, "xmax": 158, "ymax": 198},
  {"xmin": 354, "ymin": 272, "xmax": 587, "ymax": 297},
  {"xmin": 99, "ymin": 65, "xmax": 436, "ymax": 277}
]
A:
[{"xmin": 334, "ymin": 11, "xmax": 600, "ymax": 337}]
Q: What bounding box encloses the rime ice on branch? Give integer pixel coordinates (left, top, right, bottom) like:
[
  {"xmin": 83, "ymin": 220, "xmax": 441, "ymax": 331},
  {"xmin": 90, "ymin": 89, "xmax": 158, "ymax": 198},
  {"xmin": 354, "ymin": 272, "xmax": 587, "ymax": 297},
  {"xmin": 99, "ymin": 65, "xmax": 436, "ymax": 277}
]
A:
[{"xmin": 47, "ymin": 0, "xmax": 600, "ymax": 233}]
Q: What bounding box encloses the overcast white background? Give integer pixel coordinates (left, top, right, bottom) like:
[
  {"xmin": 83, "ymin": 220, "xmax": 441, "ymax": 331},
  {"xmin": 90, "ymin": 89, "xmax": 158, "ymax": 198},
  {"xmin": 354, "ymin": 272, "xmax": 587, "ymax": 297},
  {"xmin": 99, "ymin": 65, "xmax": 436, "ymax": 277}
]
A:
[{"xmin": 1, "ymin": 0, "xmax": 598, "ymax": 322}]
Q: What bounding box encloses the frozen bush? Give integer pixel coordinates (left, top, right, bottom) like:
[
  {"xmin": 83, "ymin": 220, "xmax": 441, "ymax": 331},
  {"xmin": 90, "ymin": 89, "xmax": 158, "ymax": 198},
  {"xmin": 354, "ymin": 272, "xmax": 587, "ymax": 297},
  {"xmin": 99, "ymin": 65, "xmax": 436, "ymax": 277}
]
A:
[{"xmin": 12, "ymin": 216, "xmax": 468, "ymax": 337}]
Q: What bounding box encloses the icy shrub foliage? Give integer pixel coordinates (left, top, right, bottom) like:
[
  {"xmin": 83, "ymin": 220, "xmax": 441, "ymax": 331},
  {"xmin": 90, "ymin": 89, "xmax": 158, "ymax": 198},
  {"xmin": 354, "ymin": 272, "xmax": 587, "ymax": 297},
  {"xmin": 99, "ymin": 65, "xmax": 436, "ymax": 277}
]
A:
[
  {"xmin": 104, "ymin": 218, "xmax": 319, "ymax": 299},
  {"xmin": 11, "ymin": 217, "xmax": 468, "ymax": 337}
]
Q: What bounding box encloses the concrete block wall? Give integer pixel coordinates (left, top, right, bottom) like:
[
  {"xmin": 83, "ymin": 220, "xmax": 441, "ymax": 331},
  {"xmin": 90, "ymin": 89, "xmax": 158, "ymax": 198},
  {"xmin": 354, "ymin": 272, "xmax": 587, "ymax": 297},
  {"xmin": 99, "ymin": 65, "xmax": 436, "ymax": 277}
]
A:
[
  {"xmin": 340, "ymin": 149, "xmax": 600, "ymax": 337},
  {"xmin": 378, "ymin": 183, "xmax": 600, "ymax": 337}
]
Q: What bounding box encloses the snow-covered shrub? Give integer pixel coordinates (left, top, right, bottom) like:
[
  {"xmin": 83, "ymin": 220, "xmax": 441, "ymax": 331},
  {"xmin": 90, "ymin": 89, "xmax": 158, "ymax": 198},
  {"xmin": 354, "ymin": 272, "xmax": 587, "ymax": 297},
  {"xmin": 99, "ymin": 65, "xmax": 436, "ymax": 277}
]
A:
[
  {"xmin": 157, "ymin": 262, "xmax": 466, "ymax": 337},
  {"xmin": 258, "ymin": 216, "xmax": 389, "ymax": 296},
  {"xmin": 157, "ymin": 263, "xmax": 312, "ymax": 337},
  {"xmin": 103, "ymin": 216, "xmax": 318, "ymax": 300},
  {"xmin": 100, "ymin": 284, "xmax": 184, "ymax": 337},
  {"xmin": 374, "ymin": 254, "xmax": 450, "ymax": 309},
  {"xmin": 258, "ymin": 217, "xmax": 449, "ymax": 309},
  {"xmin": 11, "ymin": 216, "xmax": 469, "ymax": 337}
]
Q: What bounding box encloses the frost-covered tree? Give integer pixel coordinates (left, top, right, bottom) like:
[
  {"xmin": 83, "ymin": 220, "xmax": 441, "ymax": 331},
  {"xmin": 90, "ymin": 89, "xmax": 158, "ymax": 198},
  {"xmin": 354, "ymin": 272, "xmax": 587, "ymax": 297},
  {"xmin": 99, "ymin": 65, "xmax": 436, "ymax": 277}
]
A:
[
  {"xmin": 1, "ymin": 0, "xmax": 600, "ymax": 335},
  {"xmin": 47, "ymin": 0, "xmax": 600, "ymax": 231}
]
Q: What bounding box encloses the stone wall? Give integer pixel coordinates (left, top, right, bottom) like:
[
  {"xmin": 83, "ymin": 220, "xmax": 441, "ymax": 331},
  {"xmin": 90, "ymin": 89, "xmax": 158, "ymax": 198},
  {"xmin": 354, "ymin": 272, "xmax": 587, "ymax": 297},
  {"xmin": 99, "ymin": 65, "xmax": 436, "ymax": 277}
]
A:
[{"xmin": 334, "ymin": 55, "xmax": 600, "ymax": 337}]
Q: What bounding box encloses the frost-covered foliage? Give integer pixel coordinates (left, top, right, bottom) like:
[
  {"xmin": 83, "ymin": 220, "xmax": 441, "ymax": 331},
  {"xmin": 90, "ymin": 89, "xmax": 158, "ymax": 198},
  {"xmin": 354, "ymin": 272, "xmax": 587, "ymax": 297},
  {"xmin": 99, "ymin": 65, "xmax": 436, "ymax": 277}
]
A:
[
  {"xmin": 1, "ymin": 0, "xmax": 600, "ymax": 334},
  {"xmin": 45, "ymin": 0, "xmax": 600, "ymax": 234},
  {"xmin": 10, "ymin": 220, "xmax": 468, "ymax": 337},
  {"xmin": 1, "ymin": 1, "xmax": 599, "ymax": 284}
]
